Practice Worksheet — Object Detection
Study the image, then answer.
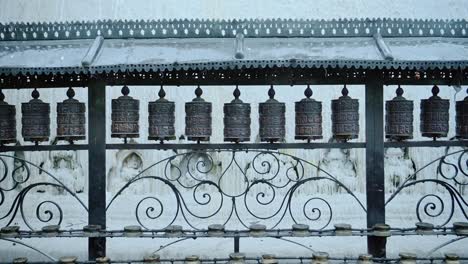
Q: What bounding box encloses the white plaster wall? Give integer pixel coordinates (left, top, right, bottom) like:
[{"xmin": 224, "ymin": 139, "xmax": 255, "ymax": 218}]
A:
[{"xmin": 1, "ymin": 0, "xmax": 467, "ymax": 197}]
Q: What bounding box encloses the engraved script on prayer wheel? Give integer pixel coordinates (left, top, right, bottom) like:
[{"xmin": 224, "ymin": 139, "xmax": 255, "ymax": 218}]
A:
[
  {"xmin": 420, "ymin": 85, "xmax": 449, "ymax": 139},
  {"xmin": 385, "ymin": 86, "xmax": 413, "ymax": 141},
  {"xmin": 224, "ymin": 86, "xmax": 251, "ymax": 142},
  {"xmin": 22, "ymin": 89, "xmax": 50, "ymax": 143},
  {"xmin": 185, "ymin": 86, "xmax": 212, "ymax": 141},
  {"xmin": 295, "ymin": 85, "xmax": 323, "ymax": 140},
  {"xmin": 0, "ymin": 89, "xmax": 16, "ymax": 145},
  {"xmin": 259, "ymin": 85, "xmax": 285, "ymax": 142},
  {"xmin": 148, "ymin": 86, "xmax": 176, "ymax": 141},
  {"xmin": 456, "ymin": 88, "xmax": 468, "ymax": 139},
  {"xmin": 57, "ymin": 87, "xmax": 86, "ymax": 142},
  {"xmin": 111, "ymin": 85, "xmax": 140, "ymax": 139},
  {"xmin": 331, "ymin": 85, "xmax": 359, "ymax": 140}
]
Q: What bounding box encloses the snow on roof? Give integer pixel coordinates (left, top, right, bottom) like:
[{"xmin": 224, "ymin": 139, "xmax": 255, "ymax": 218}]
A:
[{"xmin": 0, "ymin": 19, "xmax": 467, "ymax": 76}]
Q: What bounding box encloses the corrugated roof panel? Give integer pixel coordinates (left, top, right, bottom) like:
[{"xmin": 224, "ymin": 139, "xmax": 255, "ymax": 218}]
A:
[
  {"xmin": 0, "ymin": 37, "xmax": 467, "ymax": 76},
  {"xmin": 243, "ymin": 38, "xmax": 381, "ymax": 61},
  {"xmin": 0, "ymin": 39, "xmax": 92, "ymax": 69},
  {"xmin": 93, "ymin": 38, "xmax": 236, "ymax": 66},
  {"xmin": 386, "ymin": 38, "xmax": 468, "ymax": 61}
]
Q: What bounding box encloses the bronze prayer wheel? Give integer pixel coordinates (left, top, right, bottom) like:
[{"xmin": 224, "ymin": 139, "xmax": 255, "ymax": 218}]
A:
[
  {"xmin": 57, "ymin": 87, "xmax": 86, "ymax": 142},
  {"xmin": 111, "ymin": 85, "xmax": 140, "ymax": 139},
  {"xmin": 148, "ymin": 86, "xmax": 175, "ymax": 141},
  {"xmin": 331, "ymin": 85, "xmax": 359, "ymax": 140},
  {"xmin": 185, "ymin": 86, "xmax": 212, "ymax": 141},
  {"xmin": 456, "ymin": 88, "xmax": 468, "ymax": 139},
  {"xmin": 22, "ymin": 89, "xmax": 50, "ymax": 143},
  {"xmin": 385, "ymin": 85, "xmax": 413, "ymax": 141},
  {"xmin": 0, "ymin": 89, "xmax": 16, "ymax": 145},
  {"xmin": 259, "ymin": 85, "xmax": 285, "ymax": 142},
  {"xmin": 295, "ymin": 85, "xmax": 322, "ymax": 140},
  {"xmin": 224, "ymin": 86, "xmax": 251, "ymax": 142},
  {"xmin": 420, "ymin": 85, "xmax": 449, "ymax": 139}
]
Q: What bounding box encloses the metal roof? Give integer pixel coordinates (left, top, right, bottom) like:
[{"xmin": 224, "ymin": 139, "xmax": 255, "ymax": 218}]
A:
[{"xmin": 0, "ymin": 19, "xmax": 467, "ymax": 76}]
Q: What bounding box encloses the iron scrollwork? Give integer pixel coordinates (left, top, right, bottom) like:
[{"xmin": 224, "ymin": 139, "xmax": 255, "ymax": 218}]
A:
[
  {"xmin": 386, "ymin": 148, "xmax": 468, "ymax": 227},
  {"xmin": 106, "ymin": 150, "xmax": 366, "ymax": 230},
  {"xmin": 0, "ymin": 154, "xmax": 88, "ymax": 230}
]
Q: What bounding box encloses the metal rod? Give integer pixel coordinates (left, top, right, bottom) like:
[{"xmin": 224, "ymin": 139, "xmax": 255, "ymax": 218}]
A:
[
  {"xmin": 106, "ymin": 142, "xmax": 366, "ymax": 150},
  {"xmin": 0, "ymin": 255, "xmax": 466, "ymax": 264},
  {"xmin": 425, "ymin": 237, "xmax": 467, "ymax": 257},
  {"xmin": 373, "ymin": 33, "xmax": 394, "ymax": 61},
  {"xmin": 88, "ymin": 80, "xmax": 107, "ymax": 259},
  {"xmin": 234, "ymin": 237, "xmax": 240, "ymax": 252},
  {"xmin": 384, "ymin": 140, "xmax": 468, "ymax": 148},
  {"xmin": 0, "ymin": 144, "xmax": 88, "ymax": 153},
  {"xmin": 365, "ymin": 73, "xmax": 386, "ymax": 257},
  {"xmin": 0, "ymin": 238, "xmax": 57, "ymax": 261},
  {"xmin": 3, "ymin": 228, "xmax": 458, "ymax": 239},
  {"xmin": 1, "ymin": 140, "xmax": 465, "ymax": 153}
]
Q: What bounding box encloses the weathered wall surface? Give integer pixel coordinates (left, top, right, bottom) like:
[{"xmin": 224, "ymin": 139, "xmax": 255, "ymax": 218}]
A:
[{"xmin": 0, "ymin": 0, "xmax": 467, "ymax": 194}]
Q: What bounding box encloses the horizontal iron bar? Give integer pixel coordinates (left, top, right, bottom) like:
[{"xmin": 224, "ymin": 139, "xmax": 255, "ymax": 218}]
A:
[
  {"xmin": 1, "ymin": 141, "xmax": 466, "ymax": 153},
  {"xmin": 385, "ymin": 140, "xmax": 468, "ymax": 148},
  {"xmin": 0, "ymin": 144, "xmax": 88, "ymax": 153},
  {"xmin": 106, "ymin": 142, "xmax": 366, "ymax": 150},
  {"xmin": 3, "ymin": 227, "xmax": 460, "ymax": 239},
  {"xmin": 1, "ymin": 255, "xmax": 467, "ymax": 264}
]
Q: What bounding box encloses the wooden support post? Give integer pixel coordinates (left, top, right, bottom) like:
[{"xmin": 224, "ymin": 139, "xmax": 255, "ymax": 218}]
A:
[
  {"xmin": 88, "ymin": 80, "xmax": 106, "ymax": 259},
  {"xmin": 365, "ymin": 74, "xmax": 386, "ymax": 257}
]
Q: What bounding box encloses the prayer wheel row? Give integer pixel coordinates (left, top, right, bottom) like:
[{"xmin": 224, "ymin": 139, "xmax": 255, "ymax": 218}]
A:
[
  {"xmin": 0, "ymin": 87, "xmax": 85, "ymax": 145},
  {"xmin": 0, "ymin": 85, "xmax": 466, "ymax": 145}
]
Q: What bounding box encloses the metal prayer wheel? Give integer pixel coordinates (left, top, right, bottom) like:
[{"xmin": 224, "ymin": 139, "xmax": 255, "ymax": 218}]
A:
[
  {"xmin": 111, "ymin": 85, "xmax": 139, "ymax": 140},
  {"xmin": 184, "ymin": 255, "xmax": 200, "ymax": 264},
  {"xmin": 259, "ymin": 85, "xmax": 285, "ymax": 142},
  {"xmin": 0, "ymin": 90, "xmax": 16, "ymax": 145},
  {"xmin": 385, "ymin": 86, "xmax": 413, "ymax": 140},
  {"xmin": 148, "ymin": 86, "xmax": 175, "ymax": 141},
  {"xmin": 224, "ymin": 86, "xmax": 251, "ymax": 142},
  {"xmin": 312, "ymin": 252, "xmax": 329, "ymax": 264},
  {"xmin": 331, "ymin": 85, "xmax": 359, "ymax": 140},
  {"xmin": 57, "ymin": 87, "xmax": 86, "ymax": 142},
  {"xmin": 22, "ymin": 89, "xmax": 50, "ymax": 143},
  {"xmin": 185, "ymin": 86, "xmax": 212, "ymax": 141},
  {"xmin": 295, "ymin": 85, "xmax": 322, "ymax": 140},
  {"xmin": 420, "ymin": 85, "xmax": 449, "ymax": 139},
  {"xmin": 456, "ymin": 88, "xmax": 468, "ymax": 139}
]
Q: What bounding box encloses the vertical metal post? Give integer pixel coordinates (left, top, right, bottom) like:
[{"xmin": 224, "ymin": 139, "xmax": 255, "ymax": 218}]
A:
[
  {"xmin": 365, "ymin": 73, "xmax": 386, "ymax": 257},
  {"xmin": 234, "ymin": 237, "xmax": 240, "ymax": 252},
  {"xmin": 88, "ymin": 79, "xmax": 106, "ymax": 259}
]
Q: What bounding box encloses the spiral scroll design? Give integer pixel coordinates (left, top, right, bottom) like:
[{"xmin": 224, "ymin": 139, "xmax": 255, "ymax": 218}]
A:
[
  {"xmin": 0, "ymin": 155, "xmax": 88, "ymax": 230},
  {"xmin": 302, "ymin": 198, "xmax": 332, "ymax": 226},
  {"xmin": 136, "ymin": 197, "xmax": 165, "ymax": 228},
  {"xmin": 438, "ymin": 149, "xmax": 468, "ymax": 185},
  {"xmin": 417, "ymin": 194, "xmax": 445, "ymax": 221},
  {"xmin": 388, "ymin": 179, "xmax": 467, "ymax": 227},
  {"xmin": 387, "ymin": 148, "xmax": 468, "ymax": 227},
  {"xmin": 108, "ymin": 150, "xmax": 366, "ymax": 230}
]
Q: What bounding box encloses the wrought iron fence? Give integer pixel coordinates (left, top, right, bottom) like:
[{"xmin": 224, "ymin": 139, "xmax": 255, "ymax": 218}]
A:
[{"xmin": 1, "ymin": 116, "xmax": 467, "ymax": 262}]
